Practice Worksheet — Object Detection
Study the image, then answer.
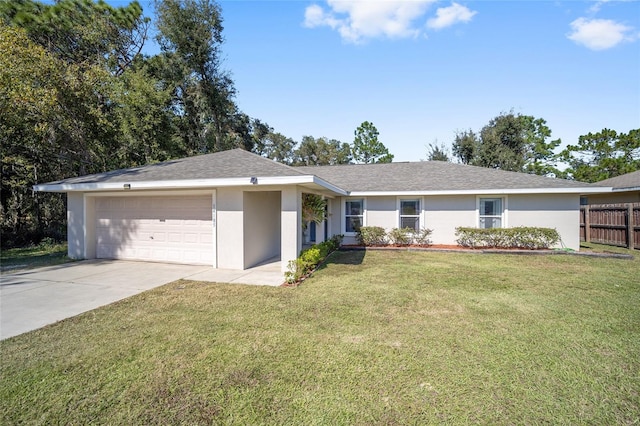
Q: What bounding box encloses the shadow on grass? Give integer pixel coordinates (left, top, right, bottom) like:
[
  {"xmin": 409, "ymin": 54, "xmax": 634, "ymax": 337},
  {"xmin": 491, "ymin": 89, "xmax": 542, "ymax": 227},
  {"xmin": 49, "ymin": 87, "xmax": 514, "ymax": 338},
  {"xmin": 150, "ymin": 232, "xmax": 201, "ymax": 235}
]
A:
[{"xmin": 316, "ymin": 249, "xmax": 365, "ymax": 272}]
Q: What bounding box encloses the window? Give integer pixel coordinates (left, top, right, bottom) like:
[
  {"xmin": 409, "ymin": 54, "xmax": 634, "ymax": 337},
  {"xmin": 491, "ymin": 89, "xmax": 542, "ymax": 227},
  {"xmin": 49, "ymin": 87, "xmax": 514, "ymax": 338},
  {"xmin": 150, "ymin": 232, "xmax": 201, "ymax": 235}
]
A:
[
  {"xmin": 345, "ymin": 199, "xmax": 364, "ymax": 233},
  {"xmin": 400, "ymin": 199, "xmax": 420, "ymax": 231},
  {"xmin": 479, "ymin": 198, "xmax": 503, "ymax": 228}
]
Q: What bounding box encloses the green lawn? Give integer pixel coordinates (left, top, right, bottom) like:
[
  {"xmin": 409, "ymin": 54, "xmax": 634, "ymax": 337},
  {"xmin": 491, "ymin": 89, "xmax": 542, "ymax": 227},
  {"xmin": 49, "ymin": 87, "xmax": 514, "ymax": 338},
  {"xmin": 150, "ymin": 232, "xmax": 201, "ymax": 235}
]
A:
[
  {"xmin": 1, "ymin": 249, "xmax": 638, "ymax": 424},
  {"xmin": 0, "ymin": 242, "xmax": 71, "ymax": 272}
]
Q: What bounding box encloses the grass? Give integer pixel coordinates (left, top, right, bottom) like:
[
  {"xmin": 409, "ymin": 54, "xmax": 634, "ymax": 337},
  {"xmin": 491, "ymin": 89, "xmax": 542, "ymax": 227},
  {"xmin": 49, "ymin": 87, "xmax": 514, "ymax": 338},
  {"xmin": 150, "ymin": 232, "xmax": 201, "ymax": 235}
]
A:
[
  {"xmin": 0, "ymin": 242, "xmax": 71, "ymax": 272},
  {"xmin": 1, "ymin": 250, "xmax": 638, "ymax": 424}
]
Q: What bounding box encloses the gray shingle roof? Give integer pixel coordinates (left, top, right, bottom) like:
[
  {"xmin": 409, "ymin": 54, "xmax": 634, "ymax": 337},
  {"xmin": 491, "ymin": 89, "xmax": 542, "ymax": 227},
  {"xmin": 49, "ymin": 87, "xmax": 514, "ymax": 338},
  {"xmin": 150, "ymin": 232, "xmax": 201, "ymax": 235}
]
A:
[
  {"xmin": 596, "ymin": 170, "xmax": 640, "ymax": 190},
  {"xmin": 296, "ymin": 161, "xmax": 597, "ymax": 192},
  {"xmin": 38, "ymin": 148, "xmax": 602, "ymax": 193},
  {"xmin": 44, "ymin": 149, "xmax": 304, "ymax": 185}
]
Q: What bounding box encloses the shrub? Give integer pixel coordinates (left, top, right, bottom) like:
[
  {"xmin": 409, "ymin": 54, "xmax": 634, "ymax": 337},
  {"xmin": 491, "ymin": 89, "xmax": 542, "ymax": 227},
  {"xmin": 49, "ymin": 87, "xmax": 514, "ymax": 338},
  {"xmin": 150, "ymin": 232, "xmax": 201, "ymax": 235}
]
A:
[
  {"xmin": 455, "ymin": 227, "xmax": 560, "ymax": 249},
  {"xmin": 412, "ymin": 228, "xmax": 433, "ymax": 246},
  {"xmin": 388, "ymin": 227, "xmax": 413, "ymax": 246},
  {"xmin": 284, "ymin": 235, "xmax": 344, "ymax": 285},
  {"xmin": 357, "ymin": 226, "xmax": 387, "ymax": 246}
]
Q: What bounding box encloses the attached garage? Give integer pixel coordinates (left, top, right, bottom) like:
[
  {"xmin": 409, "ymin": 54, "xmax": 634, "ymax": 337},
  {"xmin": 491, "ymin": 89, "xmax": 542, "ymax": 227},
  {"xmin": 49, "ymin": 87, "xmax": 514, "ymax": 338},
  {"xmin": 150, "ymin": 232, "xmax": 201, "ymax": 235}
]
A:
[{"xmin": 95, "ymin": 195, "xmax": 214, "ymax": 265}]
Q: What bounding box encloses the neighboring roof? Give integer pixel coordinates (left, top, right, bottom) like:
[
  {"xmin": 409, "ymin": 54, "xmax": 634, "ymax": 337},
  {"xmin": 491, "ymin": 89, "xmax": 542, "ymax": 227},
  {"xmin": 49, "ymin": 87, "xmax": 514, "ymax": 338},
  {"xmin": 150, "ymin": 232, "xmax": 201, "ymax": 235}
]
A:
[
  {"xmin": 296, "ymin": 161, "xmax": 605, "ymax": 194},
  {"xmin": 34, "ymin": 149, "xmax": 609, "ymax": 195},
  {"xmin": 596, "ymin": 170, "xmax": 640, "ymax": 191}
]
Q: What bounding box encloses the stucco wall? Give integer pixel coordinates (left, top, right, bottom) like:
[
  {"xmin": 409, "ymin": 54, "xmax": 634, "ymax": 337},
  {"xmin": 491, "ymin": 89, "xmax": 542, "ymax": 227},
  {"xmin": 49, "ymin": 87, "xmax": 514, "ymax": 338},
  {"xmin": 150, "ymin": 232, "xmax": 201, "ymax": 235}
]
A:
[
  {"xmin": 425, "ymin": 195, "xmax": 477, "ymax": 245},
  {"xmin": 328, "ymin": 197, "xmax": 342, "ymax": 237},
  {"xmin": 366, "ymin": 196, "xmax": 397, "ymax": 228},
  {"xmin": 331, "ymin": 194, "xmax": 579, "ymax": 249},
  {"xmin": 588, "ymin": 191, "xmax": 640, "ymax": 204},
  {"xmin": 508, "ymin": 193, "xmax": 580, "ymax": 249},
  {"xmin": 243, "ymin": 191, "xmax": 281, "ymax": 269},
  {"xmin": 281, "ymin": 187, "xmax": 301, "ymax": 272},
  {"xmin": 217, "ymin": 188, "xmax": 244, "ymax": 270},
  {"xmin": 67, "ymin": 192, "xmax": 85, "ymax": 259}
]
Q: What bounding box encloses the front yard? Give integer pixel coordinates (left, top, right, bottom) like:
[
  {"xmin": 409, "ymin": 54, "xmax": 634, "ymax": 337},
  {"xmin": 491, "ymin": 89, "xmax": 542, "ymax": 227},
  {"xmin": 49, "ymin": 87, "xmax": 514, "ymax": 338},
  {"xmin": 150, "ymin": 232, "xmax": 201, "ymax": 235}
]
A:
[{"xmin": 1, "ymin": 250, "xmax": 638, "ymax": 424}]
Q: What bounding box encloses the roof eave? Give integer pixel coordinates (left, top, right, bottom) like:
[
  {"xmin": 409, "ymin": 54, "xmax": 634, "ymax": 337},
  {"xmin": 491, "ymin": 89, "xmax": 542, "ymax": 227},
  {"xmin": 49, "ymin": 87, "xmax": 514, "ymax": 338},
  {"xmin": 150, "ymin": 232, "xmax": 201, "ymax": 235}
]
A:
[
  {"xmin": 33, "ymin": 175, "xmax": 349, "ymax": 194},
  {"xmin": 347, "ymin": 187, "xmax": 614, "ymax": 196}
]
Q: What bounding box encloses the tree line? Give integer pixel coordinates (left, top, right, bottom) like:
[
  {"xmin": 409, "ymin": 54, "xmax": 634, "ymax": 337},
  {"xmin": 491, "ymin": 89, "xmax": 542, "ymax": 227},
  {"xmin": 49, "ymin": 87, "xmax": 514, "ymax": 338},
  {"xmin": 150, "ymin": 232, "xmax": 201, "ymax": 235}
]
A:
[
  {"xmin": 0, "ymin": 0, "xmax": 394, "ymax": 246},
  {"xmin": 1, "ymin": 0, "xmax": 637, "ymax": 248},
  {"xmin": 427, "ymin": 111, "xmax": 639, "ymax": 182}
]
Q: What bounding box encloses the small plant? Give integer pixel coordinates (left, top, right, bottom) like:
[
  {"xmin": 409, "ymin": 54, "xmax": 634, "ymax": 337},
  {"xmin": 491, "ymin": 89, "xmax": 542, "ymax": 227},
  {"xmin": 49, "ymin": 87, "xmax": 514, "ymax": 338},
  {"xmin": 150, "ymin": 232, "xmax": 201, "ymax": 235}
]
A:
[
  {"xmin": 412, "ymin": 228, "xmax": 433, "ymax": 246},
  {"xmin": 357, "ymin": 226, "xmax": 387, "ymax": 246},
  {"xmin": 388, "ymin": 227, "xmax": 413, "ymax": 246}
]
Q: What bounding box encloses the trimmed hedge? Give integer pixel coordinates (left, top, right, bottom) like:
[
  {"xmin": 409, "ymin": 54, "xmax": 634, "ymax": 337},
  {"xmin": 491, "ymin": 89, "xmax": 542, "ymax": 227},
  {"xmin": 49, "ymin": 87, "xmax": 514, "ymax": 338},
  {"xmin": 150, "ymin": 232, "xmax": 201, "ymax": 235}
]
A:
[
  {"xmin": 455, "ymin": 227, "xmax": 560, "ymax": 249},
  {"xmin": 285, "ymin": 234, "xmax": 343, "ymax": 284},
  {"xmin": 357, "ymin": 226, "xmax": 433, "ymax": 247}
]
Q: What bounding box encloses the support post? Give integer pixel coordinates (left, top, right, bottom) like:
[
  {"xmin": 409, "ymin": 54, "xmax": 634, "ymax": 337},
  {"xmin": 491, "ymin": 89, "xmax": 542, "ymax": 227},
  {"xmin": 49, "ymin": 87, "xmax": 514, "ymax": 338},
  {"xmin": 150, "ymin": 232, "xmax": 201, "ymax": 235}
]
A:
[
  {"xmin": 585, "ymin": 205, "xmax": 591, "ymax": 243},
  {"xmin": 628, "ymin": 204, "xmax": 634, "ymax": 249}
]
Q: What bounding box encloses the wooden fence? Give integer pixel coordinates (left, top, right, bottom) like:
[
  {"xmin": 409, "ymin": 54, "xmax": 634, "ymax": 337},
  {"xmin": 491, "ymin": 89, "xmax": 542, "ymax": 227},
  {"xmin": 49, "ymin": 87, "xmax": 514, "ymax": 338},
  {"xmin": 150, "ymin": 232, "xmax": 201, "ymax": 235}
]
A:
[{"xmin": 580, "ymin": 203, "xmax": 640, "ymax": 249}]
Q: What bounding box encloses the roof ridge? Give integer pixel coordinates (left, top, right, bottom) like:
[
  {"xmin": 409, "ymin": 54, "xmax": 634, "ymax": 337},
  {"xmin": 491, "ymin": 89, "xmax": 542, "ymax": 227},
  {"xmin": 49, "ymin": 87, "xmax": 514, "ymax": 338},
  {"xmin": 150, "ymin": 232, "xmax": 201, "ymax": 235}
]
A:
[{"xmin": 229, "ymin": 148, "xmax": 308, "ymax": 176}]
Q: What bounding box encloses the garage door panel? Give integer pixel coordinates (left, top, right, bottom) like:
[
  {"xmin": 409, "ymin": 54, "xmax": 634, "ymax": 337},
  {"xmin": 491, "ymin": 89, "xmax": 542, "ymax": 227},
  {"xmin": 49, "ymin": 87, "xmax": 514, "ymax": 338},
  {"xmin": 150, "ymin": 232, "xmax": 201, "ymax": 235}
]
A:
[{"xmin": 96, "ymin": 195, "xmax": 213, "ymax": 265}]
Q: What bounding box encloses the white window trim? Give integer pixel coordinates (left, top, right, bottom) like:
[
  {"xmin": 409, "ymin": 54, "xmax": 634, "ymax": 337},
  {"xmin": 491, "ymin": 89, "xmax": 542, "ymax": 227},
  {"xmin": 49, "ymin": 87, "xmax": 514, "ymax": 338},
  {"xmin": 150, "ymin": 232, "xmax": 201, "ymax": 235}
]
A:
[
  {"xmin": 396, "ymin": 196, "xmax": 425, "ymax": 230},
  {"xmin": 342, "ymin": 197, "xmax": 366, "ymax": 235},
  {"xmin": 476, "ymin": 195, "xmax": 508, "ymax": 228}
]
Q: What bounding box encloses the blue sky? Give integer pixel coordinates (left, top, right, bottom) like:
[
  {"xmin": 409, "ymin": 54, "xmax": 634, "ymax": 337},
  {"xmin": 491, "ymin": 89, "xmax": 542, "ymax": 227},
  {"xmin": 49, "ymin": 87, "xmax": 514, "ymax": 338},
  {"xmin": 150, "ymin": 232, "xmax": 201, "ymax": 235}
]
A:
[{"xmin": 138, "ymin": 0, "xmax": 639, "ymax": 162}]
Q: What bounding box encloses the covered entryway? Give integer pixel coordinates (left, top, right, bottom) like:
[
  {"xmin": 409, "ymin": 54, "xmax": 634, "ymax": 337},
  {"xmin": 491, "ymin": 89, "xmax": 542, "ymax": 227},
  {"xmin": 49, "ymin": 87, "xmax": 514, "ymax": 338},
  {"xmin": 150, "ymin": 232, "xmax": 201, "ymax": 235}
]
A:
[
  {"xmin": 95, "ymin": 195, "xmax": 214, "ymax": 265},
  {"xmin": 243, "ymin": 191, "xmax": 281, "ymax": 268}
]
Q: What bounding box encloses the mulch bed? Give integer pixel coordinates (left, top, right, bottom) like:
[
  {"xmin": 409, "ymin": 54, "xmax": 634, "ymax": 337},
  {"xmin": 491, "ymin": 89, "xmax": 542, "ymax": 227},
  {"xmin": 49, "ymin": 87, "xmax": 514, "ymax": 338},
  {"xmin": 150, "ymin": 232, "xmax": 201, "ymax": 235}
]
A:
[{"xmin": 340, "ymin": 244, "xmax": 634, "ymax": 259}]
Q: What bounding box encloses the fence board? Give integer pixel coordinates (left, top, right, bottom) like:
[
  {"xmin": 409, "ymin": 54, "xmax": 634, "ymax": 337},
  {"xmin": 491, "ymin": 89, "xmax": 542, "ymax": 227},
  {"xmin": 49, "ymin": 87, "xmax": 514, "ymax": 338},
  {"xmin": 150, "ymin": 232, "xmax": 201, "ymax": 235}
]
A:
[{"xmin": 580, "ymin": 203, "xmax": 640, "ymax": 249}]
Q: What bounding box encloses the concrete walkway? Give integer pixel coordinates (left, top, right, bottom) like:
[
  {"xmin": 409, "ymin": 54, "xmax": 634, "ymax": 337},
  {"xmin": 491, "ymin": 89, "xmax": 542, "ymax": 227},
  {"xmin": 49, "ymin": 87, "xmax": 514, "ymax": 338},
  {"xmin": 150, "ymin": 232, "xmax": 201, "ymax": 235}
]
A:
[{"xmin": 1, "ymin": 259, "xmax": 284, "ymax": 340}]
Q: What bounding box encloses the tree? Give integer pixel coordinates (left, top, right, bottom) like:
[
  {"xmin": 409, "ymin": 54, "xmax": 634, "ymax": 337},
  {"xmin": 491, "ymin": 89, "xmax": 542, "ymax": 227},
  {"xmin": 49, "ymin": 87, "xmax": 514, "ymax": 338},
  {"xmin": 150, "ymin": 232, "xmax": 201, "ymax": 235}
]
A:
[
  {"xmin": 255, "ymin": 131, "xmax": 297, "ymax": 165},
  {"xmin": 451, "ymin": 111, "xmax": 561, "ymax": 175},
  {"xmin": 426, "ymin": 141, "xmax": 451, "ymax": 162},
  {"xmin": 352, "ymin": 121, "xmax": 394, "ymax": 164},
  {"xmin": 0, "ymin": 0, "xmax": 149, "ymax": 74},
  {"xmin": 522, "ymin": 116, "xmax": 562, "ymax": 176},
  {"xmin": 452, "ymin": 129, "xmax": 478, "ymax": 165},
  {"xmin": 560, "ymin": 128, "xmax": 640, "ymax": 182},
  {"xmin": 155, "ymin": 0, "xmax": 239, "ymax": 155},
  {"xmin": 293, "ymin": 136, "xmax": 352, "ymax": 166}
]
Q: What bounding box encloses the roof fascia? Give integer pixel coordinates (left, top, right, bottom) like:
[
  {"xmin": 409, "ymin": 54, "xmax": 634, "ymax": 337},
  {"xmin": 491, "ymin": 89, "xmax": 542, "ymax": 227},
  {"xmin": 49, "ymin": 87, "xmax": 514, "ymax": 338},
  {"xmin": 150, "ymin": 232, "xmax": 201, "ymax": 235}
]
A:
[
  {"xmin": 348, "ymin": 187, "xmax": 614, "ymax": 196},
  {"xmin": 33, "ymin": 175, "xmax": 348, "ymax": 195},
  {"xmin": 612, "ymin": 186, "xmax": 640, "ymax": 192}
]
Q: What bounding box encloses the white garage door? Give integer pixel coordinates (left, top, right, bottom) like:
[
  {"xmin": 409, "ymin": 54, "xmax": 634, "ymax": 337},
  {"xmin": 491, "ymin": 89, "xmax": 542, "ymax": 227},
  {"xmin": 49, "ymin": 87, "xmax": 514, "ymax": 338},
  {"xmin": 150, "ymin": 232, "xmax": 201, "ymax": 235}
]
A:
[{"xmin": 96, "ymin": 195, "xmax": 213, "ymax": 265}]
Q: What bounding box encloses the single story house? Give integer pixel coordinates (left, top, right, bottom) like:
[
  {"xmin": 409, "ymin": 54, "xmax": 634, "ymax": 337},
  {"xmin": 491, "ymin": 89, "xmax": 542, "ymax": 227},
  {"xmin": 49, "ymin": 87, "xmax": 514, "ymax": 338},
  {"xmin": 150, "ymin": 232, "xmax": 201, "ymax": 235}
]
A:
[
  {"xmin": 34, "ymin": 149, "xmax": 612, "ymax": 272},
  {"xmin": 588, "ymin": 170, "xmax": 640, "ymax": 204}
]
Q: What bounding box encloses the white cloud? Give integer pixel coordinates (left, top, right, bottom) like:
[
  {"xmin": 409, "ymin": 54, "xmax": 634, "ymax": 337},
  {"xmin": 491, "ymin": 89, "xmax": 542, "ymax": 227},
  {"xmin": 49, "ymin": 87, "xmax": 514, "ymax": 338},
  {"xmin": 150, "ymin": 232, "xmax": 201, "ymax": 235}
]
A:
[
  {"xmin": 304, "ymin": 0, "xmax": 436, "ymax": 43},
  {"xmin": 567, "ymin": 17, "xmax": 636, "ymax": 50},
  {"xmin": 426, "ymin": 2, "xmax": 478, "ymax": 30},
  {"xmin": 588, "ymin": 0, "xmax": 613, "ymax": 14}
]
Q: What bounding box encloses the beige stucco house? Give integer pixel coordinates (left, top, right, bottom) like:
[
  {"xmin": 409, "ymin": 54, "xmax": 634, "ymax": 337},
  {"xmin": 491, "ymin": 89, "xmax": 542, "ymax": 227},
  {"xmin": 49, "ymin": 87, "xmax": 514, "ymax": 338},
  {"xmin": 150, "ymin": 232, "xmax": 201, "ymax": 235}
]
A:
[{"xmin": 34, "ymin": 149, "xmax": 611, "ymax": 272}]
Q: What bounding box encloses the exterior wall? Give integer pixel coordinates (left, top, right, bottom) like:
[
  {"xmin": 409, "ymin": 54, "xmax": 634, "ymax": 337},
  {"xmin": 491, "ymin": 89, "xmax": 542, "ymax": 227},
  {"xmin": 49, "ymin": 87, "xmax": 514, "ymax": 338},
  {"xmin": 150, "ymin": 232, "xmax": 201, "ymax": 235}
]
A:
[
  {"xmin": 588, "ymin": 191, "xmax": 640, "ymax": 205},
  {"xmin": 217, "ymin": 188, "xmax": 244, "ymax": 269},
  {"xmin": 243, "ymin": 191, "xmax": 281, "ymax": 268},
  {"xmin": 67, "ymin": 192, "xmax": 85, "ymax": 259},
  {"xmin": 366, "ymin": 196, "xmax": 397, "ymax": 228},
  {"xmin": 425, "ymin": 195, "xmax": 477, "ymax": 245},
  {"xmin": 281, "ymin": 186, "xmax": 301, "ymax": 272},
  {"xmin": 508, "ymin": 193, "xmax": 580, "ymax": 250},
  {"xmin": 328, "ymin": 197, "xmax": 342, "ymax": 237},
  {"xmin": 331, "ymin": 194, "xmax": 579, "ymax": 250},
  {"xmin": 84, "ymin": 195, "xmax": 97, "ymax": 259}
]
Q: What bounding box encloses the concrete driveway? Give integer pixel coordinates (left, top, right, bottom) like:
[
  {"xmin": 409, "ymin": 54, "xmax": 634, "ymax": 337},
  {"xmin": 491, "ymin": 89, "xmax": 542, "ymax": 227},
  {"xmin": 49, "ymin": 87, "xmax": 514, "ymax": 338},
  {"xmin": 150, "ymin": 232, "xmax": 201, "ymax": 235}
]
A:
[{"xmin": 1, "ymin": 259, "xmax": 284, "ymax": 340}]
